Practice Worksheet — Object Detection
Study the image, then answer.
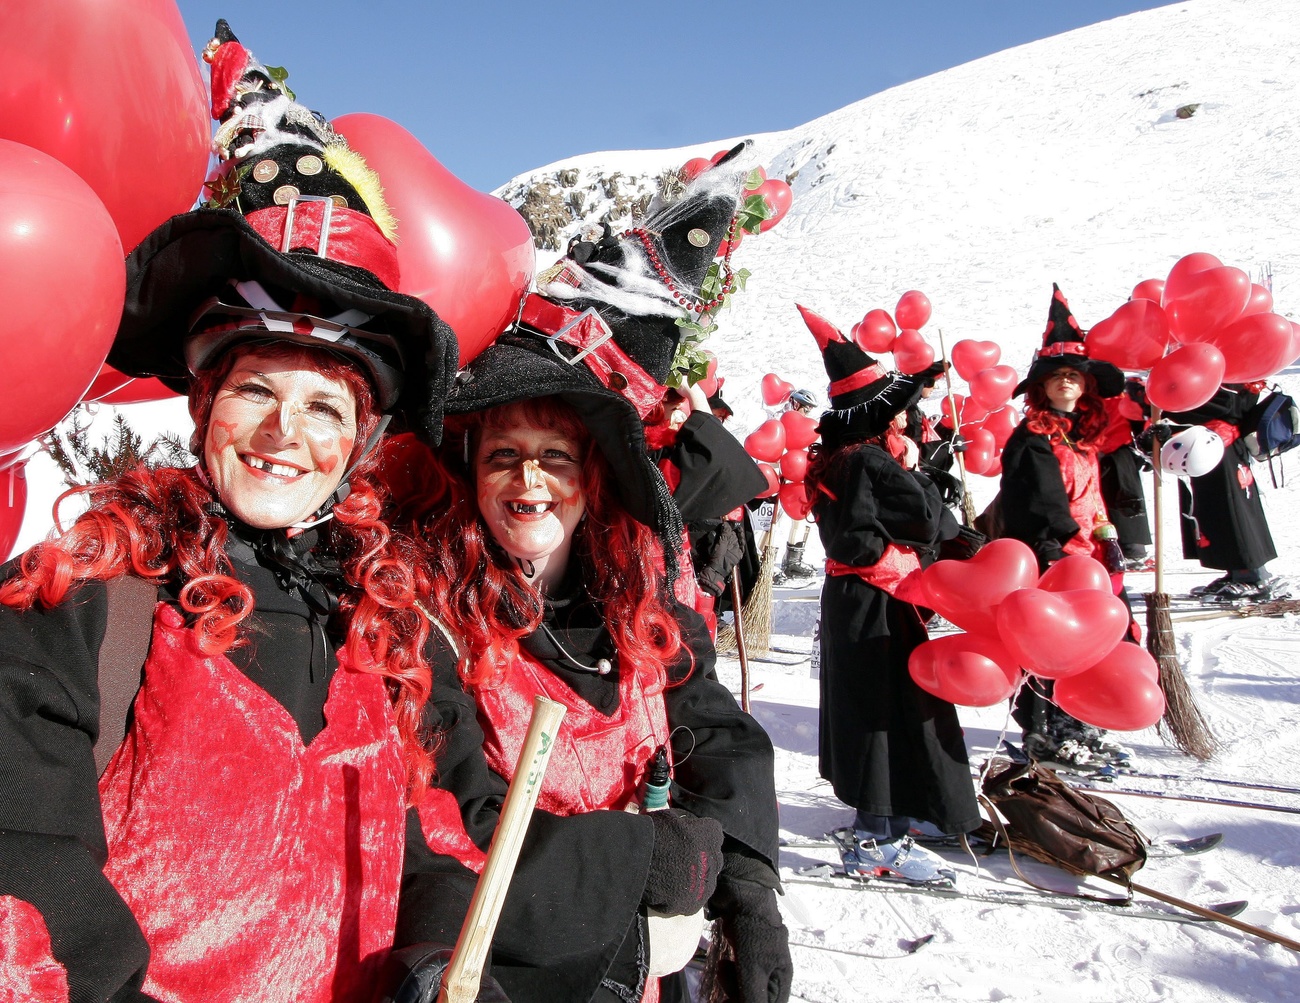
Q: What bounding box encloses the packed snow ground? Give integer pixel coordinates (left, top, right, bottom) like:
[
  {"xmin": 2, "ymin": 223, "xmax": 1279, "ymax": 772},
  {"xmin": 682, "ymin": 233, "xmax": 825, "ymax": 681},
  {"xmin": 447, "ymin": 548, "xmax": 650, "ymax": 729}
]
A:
[{"xmin": 9, "ymin": 1, "xmax": 1300, "ymax": 1000}]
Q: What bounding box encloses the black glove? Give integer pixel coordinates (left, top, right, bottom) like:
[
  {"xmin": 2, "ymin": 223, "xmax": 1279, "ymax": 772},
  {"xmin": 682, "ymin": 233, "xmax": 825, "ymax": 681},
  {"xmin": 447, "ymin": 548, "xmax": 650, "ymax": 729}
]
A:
[
  {"xmin": 642, "ymin": 808, "xmax": 725, "ymax": 916},
  {"xmin": 696, "ymin": 521, "xmax": 746, "ymax": 598},
  {"xmin": 919, "ymin": 463, "xmax": 963, "ymax": 508},
  {"xmin": 381, "ymin": 945, "xmax": 510, "ymax": 1003},
  {"xmin": 708, "ymin": 854, "xmax": 792, "ymax": 1003}
]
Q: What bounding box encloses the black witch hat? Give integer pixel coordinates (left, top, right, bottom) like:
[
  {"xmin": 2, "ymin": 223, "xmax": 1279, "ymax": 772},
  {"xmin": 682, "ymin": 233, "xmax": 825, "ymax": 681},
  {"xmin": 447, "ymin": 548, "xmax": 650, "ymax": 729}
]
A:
[
  {"xmin": 107, "ymin": 20, "xmax": 458, "ymax": 442},
  {"xmin": 797, "ymin": 304, "xmax": 926, "ymax": 448},
  {"xmin": 1013, "ymin": 284, "xmax": 1124, "ymax": 399}
]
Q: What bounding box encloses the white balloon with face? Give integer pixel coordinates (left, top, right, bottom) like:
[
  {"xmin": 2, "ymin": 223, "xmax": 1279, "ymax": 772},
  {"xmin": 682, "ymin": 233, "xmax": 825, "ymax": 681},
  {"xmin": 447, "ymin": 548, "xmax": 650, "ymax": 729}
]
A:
[{"xmin": 1160, "ymin": 426, "xmax": 1225, "ymax": 477}]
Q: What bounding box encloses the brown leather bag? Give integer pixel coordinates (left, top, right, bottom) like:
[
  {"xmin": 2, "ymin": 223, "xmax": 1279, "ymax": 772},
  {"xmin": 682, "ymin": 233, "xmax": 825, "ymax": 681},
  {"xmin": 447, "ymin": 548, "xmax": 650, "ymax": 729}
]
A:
[{"xmin": 977, "ymin": 759, "xmax": 1147, "ymax": 882}]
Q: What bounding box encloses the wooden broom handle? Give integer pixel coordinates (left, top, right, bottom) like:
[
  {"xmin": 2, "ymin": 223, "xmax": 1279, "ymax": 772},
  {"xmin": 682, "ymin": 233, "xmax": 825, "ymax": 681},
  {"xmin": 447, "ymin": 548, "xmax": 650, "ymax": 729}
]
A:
[{"xmin": 439, "ymin": 696, "xmax": 567, "ymax": 1003}]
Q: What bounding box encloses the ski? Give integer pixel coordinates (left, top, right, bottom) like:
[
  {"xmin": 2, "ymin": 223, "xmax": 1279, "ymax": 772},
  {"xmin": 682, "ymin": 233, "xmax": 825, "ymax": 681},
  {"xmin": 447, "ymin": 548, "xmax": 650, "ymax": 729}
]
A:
[
  {"xmin": 1071, "ymin": 780, "xmax": 1300, "ymax": 817},
  {"xmin": 780, "ymin": 831, "xmax": 1222, "ymax": 858},
  {"xmin": 784, "ymin": 867, "xmax": 1249, "ymax": 927},
  {"xmin": 1103, "ymin": 770, "xmax": 1300, "ymax": 798}
]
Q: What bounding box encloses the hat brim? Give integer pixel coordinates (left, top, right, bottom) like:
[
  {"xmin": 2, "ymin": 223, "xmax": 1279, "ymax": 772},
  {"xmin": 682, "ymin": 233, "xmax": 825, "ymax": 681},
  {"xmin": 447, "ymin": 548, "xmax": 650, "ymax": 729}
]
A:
[
  {"xmin": 819, "ymin": 372, "xmax": 926, "ymax": 447},
  {"xmin": 109, "ymin": 208, "xmax": 459, "ymax": 443},
  {"xmin": 445, "ymin": 336, "xmax": 673, "ymax": 532},
  {"xmin": 1013, "ymin": 356, "xmax": 1125, "ymax": 398}
]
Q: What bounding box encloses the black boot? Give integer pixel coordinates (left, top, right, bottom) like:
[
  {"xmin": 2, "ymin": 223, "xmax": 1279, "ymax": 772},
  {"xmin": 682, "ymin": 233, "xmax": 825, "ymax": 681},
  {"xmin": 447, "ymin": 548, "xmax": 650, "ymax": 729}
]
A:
[{"xmin": 780, "ymin": 541, "xmax": 817, "ymax": 580}]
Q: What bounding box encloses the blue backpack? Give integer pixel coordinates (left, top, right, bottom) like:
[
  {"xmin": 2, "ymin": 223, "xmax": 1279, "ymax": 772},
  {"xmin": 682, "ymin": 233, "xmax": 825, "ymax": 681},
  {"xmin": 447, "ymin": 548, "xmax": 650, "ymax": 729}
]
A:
[{"xmin": 1243, "ymin": 391, "xmax": 1300, "ymax": 486}]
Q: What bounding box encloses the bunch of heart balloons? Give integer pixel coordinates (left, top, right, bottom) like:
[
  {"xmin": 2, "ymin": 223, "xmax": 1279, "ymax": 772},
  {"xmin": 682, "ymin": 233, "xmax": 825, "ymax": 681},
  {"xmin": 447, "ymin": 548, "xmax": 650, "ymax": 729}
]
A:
[
  {"xmin": 941, "ymin": 340, "xmax": 1022, "ymax": 476},
  {"xmin": 746, "ymin": 375, "xmax": 820, "ymax": 519},
  {"xmin": 907, "ymin": 540, "xmax": 1165, "ymax": 730},
  {"xmin": 849, "ymin": 290, "xmax": 938, "ymax": 374},
  {"xmin": 1087, "ymin": 253, "xmax": 1299, "ymax": 412}
]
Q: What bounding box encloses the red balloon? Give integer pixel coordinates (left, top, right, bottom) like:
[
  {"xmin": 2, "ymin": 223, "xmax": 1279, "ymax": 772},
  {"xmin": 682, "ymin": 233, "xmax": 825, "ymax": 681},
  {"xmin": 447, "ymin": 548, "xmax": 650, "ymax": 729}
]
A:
[
  {"xmin": 0, "ymin": 0, "xmax": 208, "ymax": 252},
  {"xmin": 1086, "ymin": 299, "xmax": 1171, "ymax": 370},
  {"xmin": 744, "ymin": 419, "xmax": 787, "ymax": 463},
  {"xmin": 680, "ymin": 157, "xmax": 713, "ymax": 182},
  {"xmin": 853, "ymin": 309, "xmax": 897, "ymax": 353},
  {"xmin": 960, "ymin": 396, "xmax": 990, "ymax": 425},
  {"xmin": 895, "ymin": 290, "xmax": 933, "ymax": 330},
  {"xmin": 961, "ymin": 428, "xmax": 997, "ymax": 476},
  {"xmin": 1162, "ymin": 252, "xmax": 1224, "ymax": 303},
  {"xmin": 984, "ymin": 453, "xmax": 1003, "ymax": 477},
  {"xmin": 1240, "ymin": 283, "xmax": 1273, "ymax": 318},
  {"xmin": 983, "ymin": 406, "xmax": 1021, "ymax": 448},
  {"xmin": 755, "ymin": 462, "xmax": 780, "ymax": 498},
  {"xmin": 908, "ymin": 632, "xmax": 1021, "ymax": 707},
  {"xmin": 761, "ymin": 373, "xmax": 795, "ymax": 407},
  {"xmin": 779, "ymin": 481, "xmax": 812, "ymax": 520},
  {"xmin": 950, "ymin": 340, "xmax": 1000, "ymax": 382},
  {"xmin": 1131, "ymin": 278, "xmax": 1165, "ymax": 302},
  {"xmin": 0, "ymin": 141, "xmax": 125, "ymax": 453},
  {"xmin": 334, "ymin": 114, "xmax": 536, "ymax": 366},
  {"xmin": 0, "ymin": 459, "xmax": 26, "ymax": 563},
  {"xmin": 892, "ymin": 329, "xmax": 935, "ymax": 375},
  {"xmin": 779, "ymin": 447, "xmax": 810, "ymax": 483},
  {"xmin": 968, "ymin": 365, "xmax": 1018, "ymax": 410},
  {"xmin": 1038, "ymin": 554, "xmax": 1112, "ymax": 593},
  {"xmin": 753, "ymin": 179, "xmax": 793, "ymax": 233},
  {"xmin": 1163, "ymin": 266, "xmax": 1251, "ymax": 342},
  {"xmin": 1145, "ymin": 343, "xmax": 1226, "ymax": 413},
  {"xmin": 937, "ymin": 394, "xmax": 964, "ymax": 429},
  {"xmin": 995, "ymin": 588, "xmax": 1131, "ymax": 679},
  {"xmin": 780, "ymin": 410, "xmax": 820, "ymax": 449},
  {"xmin": 921, "ymin": 538, "xmax": 1039, "ymax": 633},
  {"xmin": 1205, "ymin": 312, "xmax": 1295, "ymax": 383},
  {"xmin": 1053, "ymin": 645, "xmax": 1165, "ymax": 731}
]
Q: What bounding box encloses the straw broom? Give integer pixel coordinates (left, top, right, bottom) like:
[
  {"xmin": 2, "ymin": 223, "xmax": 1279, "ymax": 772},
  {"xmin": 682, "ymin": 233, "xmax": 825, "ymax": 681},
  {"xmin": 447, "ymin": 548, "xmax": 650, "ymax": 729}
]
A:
[
  {"xmin": 738, "ymin": 522, "xmax": 779, "ymax": 657},
  {"xmin": 1145, "ymin": 406, "xmax": 1216, "ymax": 760}
]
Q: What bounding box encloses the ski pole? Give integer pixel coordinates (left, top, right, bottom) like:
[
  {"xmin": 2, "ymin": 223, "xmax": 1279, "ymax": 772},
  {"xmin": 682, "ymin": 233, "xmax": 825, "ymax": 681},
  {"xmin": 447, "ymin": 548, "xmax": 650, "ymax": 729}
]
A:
[
  {"xmin": 1104, "ymin": 875, "xmax": 1300, "ymax": 954},
  {"xmin": 439, "ymin": 696, "xmax": 567, "ymax": 1003}
]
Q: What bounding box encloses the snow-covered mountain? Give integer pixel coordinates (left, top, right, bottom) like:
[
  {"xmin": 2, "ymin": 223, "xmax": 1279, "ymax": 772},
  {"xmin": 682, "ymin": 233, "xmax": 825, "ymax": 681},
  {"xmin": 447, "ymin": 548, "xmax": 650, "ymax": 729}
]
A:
[{"xmin": 497, "ymin": 0, "xmax": 1299, "ymax": 442}]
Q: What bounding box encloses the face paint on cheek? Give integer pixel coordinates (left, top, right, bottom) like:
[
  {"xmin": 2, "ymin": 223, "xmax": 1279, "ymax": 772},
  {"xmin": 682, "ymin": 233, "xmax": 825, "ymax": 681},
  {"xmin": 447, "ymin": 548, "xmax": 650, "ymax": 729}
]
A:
[
  {"xmin": 209, "ymin": 420, "xmax": 239, "ymax": 450},
  {"xmin": 553, "ymin": 474, "xmax": 582, "ymax": 503},
  {"xmin": 318, "ymin": 453, "xmax": 340, "ymax": 475}
]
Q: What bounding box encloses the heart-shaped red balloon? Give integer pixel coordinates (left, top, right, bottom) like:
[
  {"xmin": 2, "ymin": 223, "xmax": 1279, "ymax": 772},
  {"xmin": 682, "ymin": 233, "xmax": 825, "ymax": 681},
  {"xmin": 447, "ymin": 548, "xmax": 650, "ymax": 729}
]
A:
[
  {"xmin": 1038, "ymin": 554, "xmax": 1112, "ymax": 593},
  {"xmin": 1053, "ymin": 644, "xmax": 1165, "ymax": 731},
  {"xmin": 680, "ymin": 157, "xmax": 713, "ymax": 182},
  {"xmin": 0, "ymin": 458, "xmax": 27, "ymax": 563},
  {"xmin": 779, "ymin": 447, "xmax": 809, "ymax": 483},
  {"xmin": 1131, "ymin": 278, "xmax": 1165, "ymax": 303},
  {"xmin": 1206, "ymin": 311, "xmax": 1295, "ymax": 383},
  {"xmin": 1163, "ymin": 266, "xmax": 1251, "ymax": 342},
  {"xmin": 921, "ymin": 538, "xmax": 1039, "ymax": 633},
  {"xmin": 753, "ymin": 178, "xmax": 793, "ymax": 233},
  {"xmin": 982, "ymin": 406, "xmax": 1021, "ymax": 448},
  {"xmin": 908, "ymin": 632, "xmax": 1021, "ymax": 707},
  {"xmin": 1087, "ymin": 299, "xmax": 1171, "ymax": 370},
  {"xmin": 779, "ymin": 481, "xmax": 812, "ymax": 520},
  {"xmin": 892, "ymin": 329, "xmax": 935, "ymax": 375},
  {"xmin": 755, "ymin": 462, "xmax": 780, "ymax": 498},
  {"xmin": 761, "ymin": 373, "xmax": 795, "ymax": 407},
  {"xmin": 1241, "ymin": 283, "xmax": 1274, "ymax": 318},
  {"xmin": 968, "ymin": 365, "xmax": 1018, "ymax": 410},
  {"xmin": 1145, "ymin": 343, "xmax": 1225, "ymax": 413},
  {"xmin": 960, "ymin": 427, "xmax": 998, "ymax": 476},
  {"xmin": 937, "ymin": 394, "xmax": 965, "ymax": 429},
  {"xmin": 334, "ymin": 114, "xmax": 535, "ymax": 366},
  {"xmin": 995, "ymin": 588, "xmax": 1131, "ymax": 679},
  {"xmin": 853, "ymin": 309, "xmax": 897, "ymax": 353},
  {"xmin": 1162, "ymin": 252, "xmax": 1224, "ymax": 303},
  {"xmin": 895, "ymin": 290, "xmax": 933, "ymax": 331},
  {"xmin": 744, "ymin": 419, "xmax": 787, "ymax": 463},
  {"xmin": 780, "ymin": 410, "xmax": 820, "ymax": 450},
  {"xmin": 950, "ymin": 340, "xmax": 1001, "ymax": 382}
]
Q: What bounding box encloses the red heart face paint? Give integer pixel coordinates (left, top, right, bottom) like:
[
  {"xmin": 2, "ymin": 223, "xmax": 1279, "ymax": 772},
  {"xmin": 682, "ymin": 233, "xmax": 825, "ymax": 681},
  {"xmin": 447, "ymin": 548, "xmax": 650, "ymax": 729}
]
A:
[
  {"xmin": 474, "ymin": 416, "xmax": 586, "ymax": 593},
  {"xmin": 203, "ymin": 347, "xmax": 358, "ymax": 529}
]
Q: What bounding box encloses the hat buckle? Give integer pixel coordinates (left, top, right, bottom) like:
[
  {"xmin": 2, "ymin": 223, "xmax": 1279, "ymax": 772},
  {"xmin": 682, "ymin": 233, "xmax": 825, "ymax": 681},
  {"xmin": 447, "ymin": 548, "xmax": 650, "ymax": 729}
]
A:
[{"xmin": 281, "ymin": 193, "xmax": 336, "ymax": 257}]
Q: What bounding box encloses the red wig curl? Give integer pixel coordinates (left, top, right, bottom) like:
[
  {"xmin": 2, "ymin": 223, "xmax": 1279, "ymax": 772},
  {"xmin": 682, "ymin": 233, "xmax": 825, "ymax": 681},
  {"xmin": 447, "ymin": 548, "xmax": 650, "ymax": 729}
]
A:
[
  {"xmin": 0, "ymin": 342, "xmax": 436, "ymax": 802},
  {"xmin": 424, "ymin": 398, "xmax": 683, "ymax": 692}
]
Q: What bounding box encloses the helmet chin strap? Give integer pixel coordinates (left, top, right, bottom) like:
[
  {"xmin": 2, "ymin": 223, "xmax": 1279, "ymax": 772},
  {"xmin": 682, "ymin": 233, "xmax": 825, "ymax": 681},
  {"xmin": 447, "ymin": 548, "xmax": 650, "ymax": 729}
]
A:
[{"xmin": 289, "ymin": 414, "xmax": 392, "ymax": 532}]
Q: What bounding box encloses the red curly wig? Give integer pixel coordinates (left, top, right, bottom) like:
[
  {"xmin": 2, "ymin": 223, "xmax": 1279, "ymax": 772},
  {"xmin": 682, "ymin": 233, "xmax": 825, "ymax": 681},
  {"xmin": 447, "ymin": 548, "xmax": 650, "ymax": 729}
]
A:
[
  {"xmin": 1023, "ymin": 371, "xmax": 1107, "ymax": 448},
  {"xmin": 0, "ymin": 343, "xmax": 436, "ymax": 801},
  {"xmin": 422, "ymin": 397, "xmax": 683, "ymax": 692}
]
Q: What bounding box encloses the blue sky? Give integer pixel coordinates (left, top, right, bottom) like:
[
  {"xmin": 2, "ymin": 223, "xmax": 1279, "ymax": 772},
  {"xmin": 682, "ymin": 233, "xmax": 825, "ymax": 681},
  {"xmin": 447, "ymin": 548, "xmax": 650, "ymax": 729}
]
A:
[{"xmin": 177, "ymin": 2, "xmax": 1165, "ymax": 192}]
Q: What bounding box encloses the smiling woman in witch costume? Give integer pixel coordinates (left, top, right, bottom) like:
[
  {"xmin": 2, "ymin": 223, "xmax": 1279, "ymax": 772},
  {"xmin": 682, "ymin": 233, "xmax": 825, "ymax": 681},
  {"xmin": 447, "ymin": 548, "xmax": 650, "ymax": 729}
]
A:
[{"xmin": 0, "ymin": 23, "xmax": 506, "ymax": 1003}]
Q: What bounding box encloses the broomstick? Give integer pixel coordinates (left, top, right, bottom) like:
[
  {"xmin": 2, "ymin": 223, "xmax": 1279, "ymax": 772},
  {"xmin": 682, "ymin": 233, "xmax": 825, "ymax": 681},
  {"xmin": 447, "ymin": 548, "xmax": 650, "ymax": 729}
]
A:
[
  {"xmin": 1144, "ymin": 406, "xmax": 1217, "ymax": 760},
  {"xmin": 439, "ymin": 697, "xmax": 567, "ymax": 1003},
  {"xmin": 935, "ymin": 329, "xmax": 978, "ymax": 527}
]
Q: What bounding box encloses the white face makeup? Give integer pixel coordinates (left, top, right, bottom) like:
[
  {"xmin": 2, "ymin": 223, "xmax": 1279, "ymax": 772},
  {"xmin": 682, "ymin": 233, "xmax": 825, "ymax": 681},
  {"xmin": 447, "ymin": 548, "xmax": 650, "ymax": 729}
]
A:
[
  {"xmin": 203, "ymin": 347, "xmax": 359, "ymax": 530},
  {"xmin": 1044, "ymin": 367, "xmax": 1086, "ymax": 411},
  {"xmin": 474, "ymin": 415, "xmax": 587, "ymax": 592}
]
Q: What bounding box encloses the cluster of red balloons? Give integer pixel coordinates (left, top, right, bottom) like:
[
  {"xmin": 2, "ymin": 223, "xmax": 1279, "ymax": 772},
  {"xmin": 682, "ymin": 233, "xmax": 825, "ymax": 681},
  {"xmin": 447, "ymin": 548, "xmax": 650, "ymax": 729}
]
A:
[
  {"xmin": 941, "ymin": 340, "xmax": 1022, "ymax": 476},
  {"xmin": 908, "ymin": 541, "xmax": 1165, "ymax": 731},
  {"xmin": 746, "ymin": 376, "xmax": 820, "ymax": 519},
  {"xmin": 1088, "ymin": 253, "xmax": 1299, "ymax": 412},
  {"xmin": 680, "ymin": 152, "xmax": 793, "ymax": 257},
  {"xmin": 849, "ymin": 291, "xmax": 937, "ymax": 374},
  {"xmin": 0, "ymin": 0, "xmax": 213, "ymax": 556}
]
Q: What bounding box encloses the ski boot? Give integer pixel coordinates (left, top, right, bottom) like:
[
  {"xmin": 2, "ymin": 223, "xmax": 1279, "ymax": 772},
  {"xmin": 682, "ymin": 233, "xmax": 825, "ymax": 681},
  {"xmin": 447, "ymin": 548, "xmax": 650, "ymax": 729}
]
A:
[
  {"xmin": 830, "ymin": 829, "xmax": 956, "ymax": 887},
  {"xmin": 1022, "ymin": 732, "xmax": 1105, "ymax": 776},
  {"xmin": 773, "ymin": 542, "xmax": 818, "ymax": 585}
]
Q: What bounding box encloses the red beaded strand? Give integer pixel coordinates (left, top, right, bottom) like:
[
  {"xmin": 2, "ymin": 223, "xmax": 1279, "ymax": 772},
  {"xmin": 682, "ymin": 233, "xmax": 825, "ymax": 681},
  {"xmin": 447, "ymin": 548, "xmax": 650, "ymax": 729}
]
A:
[{"xmin": 624, "ymin": 214, "xmax": 740, "ymax": 315}]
